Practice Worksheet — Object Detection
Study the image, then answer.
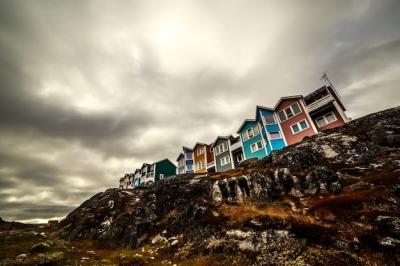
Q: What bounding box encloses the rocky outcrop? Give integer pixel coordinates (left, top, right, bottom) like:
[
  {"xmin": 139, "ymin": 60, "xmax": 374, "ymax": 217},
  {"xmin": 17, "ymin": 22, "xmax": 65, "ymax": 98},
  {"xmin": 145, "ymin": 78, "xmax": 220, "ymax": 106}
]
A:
[{"xmin": 58, "ymin": 107, "xmax": 400, "ymax": 265}]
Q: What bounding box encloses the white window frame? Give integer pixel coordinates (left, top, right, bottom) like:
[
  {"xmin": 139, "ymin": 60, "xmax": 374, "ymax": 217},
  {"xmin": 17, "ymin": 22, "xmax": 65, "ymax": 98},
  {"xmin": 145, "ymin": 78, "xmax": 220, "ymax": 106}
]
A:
[
  {"xmin": 243, "ymin": 126, "xmax": 260, "ymax": 141},
  {"xmin": 246, "ymin": 128, "xmax": 254, "ymax": 139},
  {"xmin": 215, "ymin": 141, "xmax": 228, "ymax": 155},
  {"xmin": 315, "ymin": 112, "xmax": 338, "ymax": 128},
  {"xmin": 290, "ymin": 119, "xmax": 309, "ymax": 134},
  {"xmin": 242, "ymin": 132, "xmax": 249, "ymax": 141},
  {"xmin": 269, "ymin": 131, "xmax": 282, "ymax": 140},
  {"xmin": 196, "ymin": 161, "xmax": 204, "ymax": 170},
  {"xmin": 278, "ymin": 102, "xmax": 303, "ymax": 122},
  {"xmin": 285, "ymin": 107, "xmax": 294, "ymax": 119},
  {"xmin": 250, "ymin": 140, "xmax": 264, "ymax": 153},
  {"xmin": 197, "ymin": 146, "xmax": 204, "ymax": 155},
  {"xmin": 278, "ymin": 110, "xmax": 287, "ymax": 123},
  {"xmin": 220, "ymin": 155, "xmax": 231, "ymax": 166}
]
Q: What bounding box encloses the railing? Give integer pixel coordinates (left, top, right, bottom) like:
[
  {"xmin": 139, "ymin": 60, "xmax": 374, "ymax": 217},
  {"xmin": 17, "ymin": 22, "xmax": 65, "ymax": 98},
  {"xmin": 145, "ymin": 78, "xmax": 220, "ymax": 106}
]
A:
[
  {"xmin": 206, "ymin": 161, "xmax": 215, "ymax": 169},
  {"xmin": 230, "ymin": 141, "xmax": 242, "ymax": 151},
  {"xmin": 306, "ymin": 94, "xmax": 334, "ymax": 113}
]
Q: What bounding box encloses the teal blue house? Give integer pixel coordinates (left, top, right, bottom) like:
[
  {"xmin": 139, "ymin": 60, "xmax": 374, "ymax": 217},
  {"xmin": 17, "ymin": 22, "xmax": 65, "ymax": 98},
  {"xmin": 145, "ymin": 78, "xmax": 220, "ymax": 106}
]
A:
[{"xmin": 237, "ymin": 106, "xmax": 286, "ymax": 160}]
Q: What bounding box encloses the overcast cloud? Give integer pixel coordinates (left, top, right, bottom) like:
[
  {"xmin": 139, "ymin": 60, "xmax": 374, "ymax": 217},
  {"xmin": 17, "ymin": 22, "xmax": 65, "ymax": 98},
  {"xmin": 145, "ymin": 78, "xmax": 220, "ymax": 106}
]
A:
[{"xmin": 0, "ymin": 0, "xmax": 399, "ymax": 223}]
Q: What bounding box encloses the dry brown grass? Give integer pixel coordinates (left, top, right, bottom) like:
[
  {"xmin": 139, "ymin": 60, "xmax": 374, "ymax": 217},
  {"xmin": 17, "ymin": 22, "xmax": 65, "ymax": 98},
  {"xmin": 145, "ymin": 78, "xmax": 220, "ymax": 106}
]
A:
[
  {"xmin": 308, "ymin": 190, "xmax": 380, "ymax": 213},
  {"xmin": 219, "ymin": 203, "xmax": 315, "ymax": 224}
]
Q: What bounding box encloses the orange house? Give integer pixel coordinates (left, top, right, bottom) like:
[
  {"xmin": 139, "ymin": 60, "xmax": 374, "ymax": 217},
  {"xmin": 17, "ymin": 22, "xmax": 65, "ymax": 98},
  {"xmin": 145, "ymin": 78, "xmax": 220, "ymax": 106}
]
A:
[{"xmin": 193, "ymin": 143, "xmax": 215, "ymax": 173}]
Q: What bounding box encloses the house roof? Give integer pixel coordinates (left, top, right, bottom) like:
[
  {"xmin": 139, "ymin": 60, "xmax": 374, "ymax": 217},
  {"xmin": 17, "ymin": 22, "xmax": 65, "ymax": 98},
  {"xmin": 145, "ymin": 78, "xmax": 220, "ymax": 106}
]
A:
[
  {"xmin": 182, "ymin": 146, "xmax": 193, "ymax": 152},
  {"xmin": 134, "ymin": 168, "xmax": 141, "ymax": 174},
  {"xmin": 210, "ymin": 135, "xmax": 233, "ymax": 148},
  {"xmin": 192, "ymin": 142, "xmax": 207, "ymax": 150},
  {"xmin": 236, "ymin": 119, "xmax": 257, "ymax": 134},
  {"xmin": 255, "ymin": 105, "xmax": 274, "ymax": 121},
  {"xmin": 140, "ymin": 163, "xmax": 151, "ymax": 169},
  {"xmin": 154, "ymin": 158, "xmax": 176, "ymax": 167},
  {"xmin": 304, "ymin": 85, "xmax": 346, "ymax": 111},
  {"xmin": 273, "ymin": 95, "xmax": 303, "ymax": 110},
  {"xmin": 303, "ymin": 85, "xmax": 328, "ymax": 103},
  {"xmin": 176, "ymin": 152, "xmax": 184, "ymax": 161}
]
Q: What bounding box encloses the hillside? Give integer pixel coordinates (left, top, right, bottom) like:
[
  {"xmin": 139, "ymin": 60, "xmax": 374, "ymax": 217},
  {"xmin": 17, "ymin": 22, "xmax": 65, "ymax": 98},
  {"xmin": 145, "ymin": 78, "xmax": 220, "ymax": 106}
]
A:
[
  {"xmin": 3, "ymin": 107, "xmax": 399, "ymax": 265},
  {"xmin": 53, "ymin": 107, "xmax": 400, "ymax": 265}
]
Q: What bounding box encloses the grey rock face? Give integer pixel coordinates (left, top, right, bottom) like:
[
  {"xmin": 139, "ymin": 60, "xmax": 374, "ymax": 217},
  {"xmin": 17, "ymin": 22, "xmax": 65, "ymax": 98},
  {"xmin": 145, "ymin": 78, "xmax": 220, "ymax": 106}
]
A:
[{"xmin": 57, "ymin": 107, "xmax": 400, "ymax": 265}]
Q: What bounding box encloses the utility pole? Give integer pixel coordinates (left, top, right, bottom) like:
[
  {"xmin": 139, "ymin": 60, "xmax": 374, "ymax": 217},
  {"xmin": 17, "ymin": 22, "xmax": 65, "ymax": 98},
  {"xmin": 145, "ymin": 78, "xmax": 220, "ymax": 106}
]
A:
[{"xmin": 321, "ymin": 71, "xmax": 341, "ymax": 99}]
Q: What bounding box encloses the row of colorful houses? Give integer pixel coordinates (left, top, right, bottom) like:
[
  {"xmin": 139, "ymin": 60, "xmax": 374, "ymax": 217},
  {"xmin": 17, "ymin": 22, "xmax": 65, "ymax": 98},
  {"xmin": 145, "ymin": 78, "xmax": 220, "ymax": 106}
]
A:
[
  {"xmin": 119, "ymin": 85, "xmax": 350, "ymax": 188},
  {"xmin": 119, "ymin": 158, "xmax": 176, "ymax": 188}
]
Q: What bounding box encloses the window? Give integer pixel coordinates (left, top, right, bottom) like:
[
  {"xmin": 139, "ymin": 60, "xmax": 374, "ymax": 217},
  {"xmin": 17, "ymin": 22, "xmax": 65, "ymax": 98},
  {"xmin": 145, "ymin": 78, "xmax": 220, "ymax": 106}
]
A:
[
  {"xmin": 315, "ymin": 112, "xmax": 337, "ymax": 127},
  {"xmin": 242, "ymin": 132, "xmax": 249, "ymax": 141},
  {"xmin": 223, "ymin": 141, "xmax": 228, "ymax": 151},
  {"xmin": 269, "ymin": 132, "xmax": 281, "ymax": 140},
  {"xmin": 196, "ymin": 161, "xmax": 204, "ymax": 170},
  {"xmin": 278, "ymin": 102, "xmax": 303, "ymax": 122},
  {"xmin": 285, "ymin": 107, "xmax": 294, "ymax": 118},
  {"xmin": 215, "ymin": 141, "xmax": 228, "ymax": 155},
  {"xmin": 278, "ymin": 111, "xmax": 286, "ymax": 122},
  {"xmin": 325, "ymin": 112, "xmax": 336, "ymax": 123},
  {"xmin": 220, "ymin": 155, "xmax": 231, "ymax": 166},
  {"xmin": 292, "ymin": 102, "xmax": 301, "ymax": 115},
  {"xmin": 197, "ymin": 147, "xmax": 204, "ymax": 155},
  {"xmin": 160, "ymin": 174, "xmax": 165, "ymax": 179},
  {"xmin": 246, "ymin": 128, "xmax": 254, "ymax": 138},
  {"xmin": 299, "ymin": 120, "xmax": 308, "ymax": 130},
  {"xmin": 264, "ymin": 115, "xmax": 276, "ymax": 124},
  {"xmin": 250, "ymin": 141, "xmax": 263, "ymax": 153},
  {"xmin": 290, "ymin": 119, "xmax": 309, "ymax": 134},
  {"xmin": 185, "ymin": 152, "xmax": 192, "ymax": 159}
]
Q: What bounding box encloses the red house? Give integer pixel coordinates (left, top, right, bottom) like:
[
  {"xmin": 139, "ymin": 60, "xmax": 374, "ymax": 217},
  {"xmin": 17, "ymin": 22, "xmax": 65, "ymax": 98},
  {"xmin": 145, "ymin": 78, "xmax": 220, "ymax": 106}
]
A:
[{"xmin": 275, "ymin": 86, "xmax": 349, "ymax": 146}]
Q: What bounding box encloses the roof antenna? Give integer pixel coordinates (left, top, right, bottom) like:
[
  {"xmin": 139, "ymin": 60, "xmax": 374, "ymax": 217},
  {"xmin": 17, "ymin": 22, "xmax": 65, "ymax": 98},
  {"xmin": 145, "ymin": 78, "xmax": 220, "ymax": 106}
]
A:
[{"xmin": 321, "ymin": 71, "xmax": 341, "ymax": 99}]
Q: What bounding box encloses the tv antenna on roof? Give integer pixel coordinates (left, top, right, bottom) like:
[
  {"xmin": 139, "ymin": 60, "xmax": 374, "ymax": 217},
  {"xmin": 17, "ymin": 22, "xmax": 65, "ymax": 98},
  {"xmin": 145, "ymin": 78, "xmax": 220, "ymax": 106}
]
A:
[{"xmin": 321, "ymin": 71, "xmax": 341, "ymax": 99}]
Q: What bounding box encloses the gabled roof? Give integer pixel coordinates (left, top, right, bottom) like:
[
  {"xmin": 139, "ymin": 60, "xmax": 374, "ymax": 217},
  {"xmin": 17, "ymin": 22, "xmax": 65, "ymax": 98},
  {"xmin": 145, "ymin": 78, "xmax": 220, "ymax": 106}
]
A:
[
  {"xmin": 182, "ymin": 146, "xmax": 193, "ymax": 152},
  {"xmin": 134, "ymin": 168, "xmax": 141, "ymax": 174},
  {"xmin": 192, "ymin": 142, "xmax": 207, "ymax": 150},
  {"xmin": 140, "ymin": 163, "xmax": 151, "ymax": 169},
  {"xmin": 176, "ymin": 152, "xmax": 184, "ymax": 161},
  {"xmin": 255, "ymin": 105, "xmax": 274, "ymax": 121},
  {"xmin": 236, "ymin": 119, "xmax": 257, "ymax": 134},
  {"xmin": 154, "ymin": 158, "xmax": 177, "ymax": 167},
  {"xmin": 273, "ymin": 95, "xmax": 303, "ymax": 110},
  {"xmin": 210, "ymin": 135, "xmax": 233, "ymax": 148}
]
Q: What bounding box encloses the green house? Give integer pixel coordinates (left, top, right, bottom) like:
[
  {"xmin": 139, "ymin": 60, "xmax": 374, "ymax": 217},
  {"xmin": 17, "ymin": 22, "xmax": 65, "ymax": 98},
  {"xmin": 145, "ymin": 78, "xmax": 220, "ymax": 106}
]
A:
[{"xmin": 152, "ymin": 158, "xmax": 177, "ymax": 182}]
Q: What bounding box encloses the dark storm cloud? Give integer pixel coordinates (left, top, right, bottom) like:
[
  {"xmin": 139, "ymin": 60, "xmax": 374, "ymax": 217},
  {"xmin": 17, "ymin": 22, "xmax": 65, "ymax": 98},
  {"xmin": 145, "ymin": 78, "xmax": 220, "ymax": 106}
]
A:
[{"xmin": 0, "ymin": 0, "xmax": 399, "ymax": 222}]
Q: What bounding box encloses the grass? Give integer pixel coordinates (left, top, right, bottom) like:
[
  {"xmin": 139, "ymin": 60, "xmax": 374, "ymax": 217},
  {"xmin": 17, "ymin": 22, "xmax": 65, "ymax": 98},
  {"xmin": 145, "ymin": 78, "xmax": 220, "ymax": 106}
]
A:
[{"xmin": 219, "ymin": 203, "xmax": 316, "ymax": 224}]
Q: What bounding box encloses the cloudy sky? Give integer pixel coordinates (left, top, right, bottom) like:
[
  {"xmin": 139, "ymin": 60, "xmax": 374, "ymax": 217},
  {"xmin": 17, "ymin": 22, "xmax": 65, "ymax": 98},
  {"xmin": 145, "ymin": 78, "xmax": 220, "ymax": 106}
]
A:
[{"xmin": 0, "ymin": 0, "xmax": 399, "ymax": 223}]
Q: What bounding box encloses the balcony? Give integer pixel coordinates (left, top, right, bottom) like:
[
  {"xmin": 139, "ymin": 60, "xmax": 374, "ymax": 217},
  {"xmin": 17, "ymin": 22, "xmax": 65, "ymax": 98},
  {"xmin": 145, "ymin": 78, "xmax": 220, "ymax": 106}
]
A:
[
  {"xmin": 306, "ymin": 94, "xmax": 335, "ymax": 113},
  {"xmin": 207, "ymin": 161, "xmax": 215, "ymax": 169},
  {"xmin": 230, "ymin": 141, "xmax": 242, "ymax": 151}
]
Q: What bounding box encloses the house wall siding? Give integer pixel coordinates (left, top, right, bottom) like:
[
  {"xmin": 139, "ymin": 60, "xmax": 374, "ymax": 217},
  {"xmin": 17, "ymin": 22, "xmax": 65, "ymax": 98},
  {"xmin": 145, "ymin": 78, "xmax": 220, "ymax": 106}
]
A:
[
  {"xmin": 257, "ymin": 108, "xmax": 286, "ymax": 154},
  {"xmin": 314, "ymin": 107, "xmax": 345, "ymax": 132},
  {"xmin": 193, "ymin": 145, "xmax": 207, "ymax": 173},
  {"xmin": 155, "ymin": 160, "xmax": 176, "ymax": 181},
  {"xmin": 277, "ymin": 99, "xmax": 315, "ymax": 146},
  {"xmin": 214, "ymin": 139, "xmax": 233, "ymax": 172},
  {"xmin": 240, "ymin": 122, "xmax": 267, "ymax": 160}
]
